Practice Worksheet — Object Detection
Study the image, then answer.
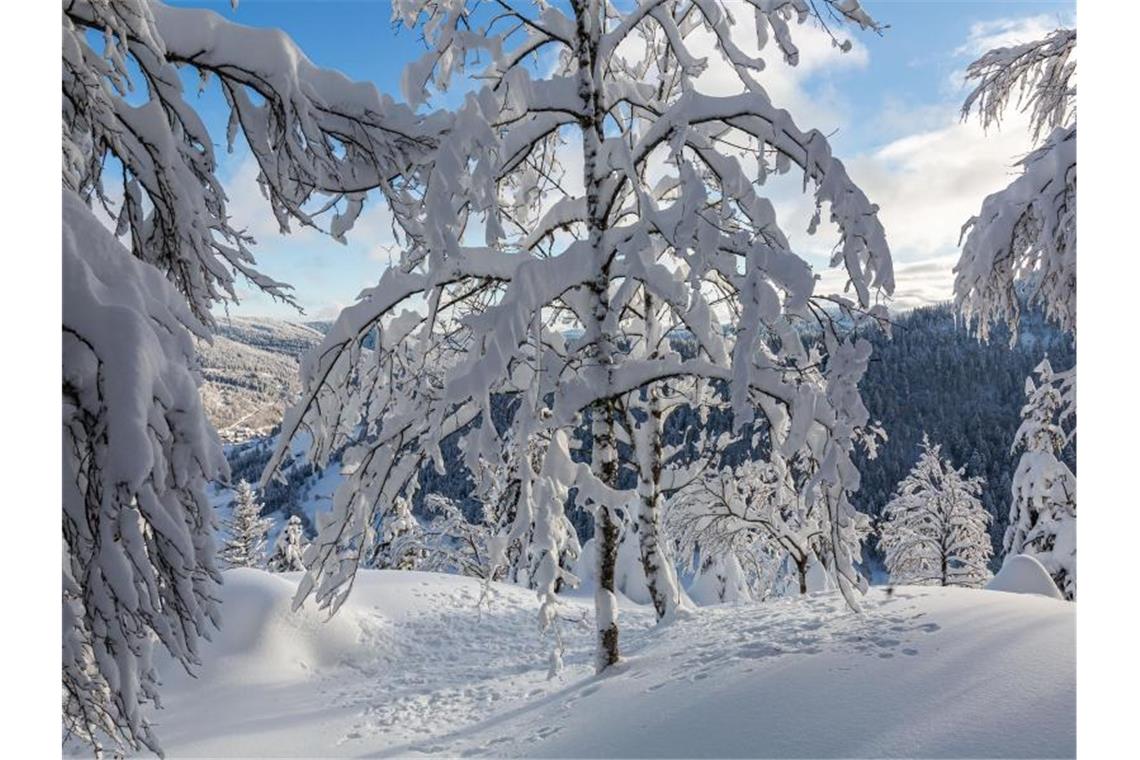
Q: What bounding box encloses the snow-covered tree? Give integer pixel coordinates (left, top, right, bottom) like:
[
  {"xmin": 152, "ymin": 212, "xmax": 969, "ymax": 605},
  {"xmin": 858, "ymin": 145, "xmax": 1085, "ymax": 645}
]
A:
[
  {"xmin": 61, "ymin": 0, "xmax": 433, "ymax": 750},
  {"xmin": 221, "ymin": 480, "xmax": 272, "ymax": 569},
  {"xmin": 269, "ymin": 516, "xmax": 310, "ymax": 573},
  {"xmin": 688, "ymin": 553, "xmax": 752, "ymax": 605},
  {"xmin": 951, "ymin": 24, "xmax": 1076, "ymax": 600},
  {"xmin": 63, "ymin": 1, "xmax": 429, "ymax": 753},
  {"xmin": 373, "ymin": 496, "xmax": 425, "ymax": 570},
  {"xmin": 1007, "ymin": 358, "xmax": 1075, "ymax": 599},
  {"xmin": 879, "ymin": 435, "xmax": 991, "ymax": 588},
  {"xmin": 669, "ymin": 453, "xmax": 861, "ymax": 598},
  {"xmin": 411, "ymin": 494, "xmax": 499, "ymax": 579},
  {"xmin": 268, "ymin": 0, "xmax": 894, "ymax": 673},
  {"xmin": 954, "ymin": 28, "xmax": 1075, "ymax": 343}
]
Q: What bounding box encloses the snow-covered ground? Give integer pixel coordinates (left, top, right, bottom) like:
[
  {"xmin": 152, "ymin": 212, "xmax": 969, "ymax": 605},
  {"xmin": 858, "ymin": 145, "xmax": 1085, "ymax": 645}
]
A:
[{"xmin": 137, "ymin": 570, "xmax": 1074, "ymax": 758}]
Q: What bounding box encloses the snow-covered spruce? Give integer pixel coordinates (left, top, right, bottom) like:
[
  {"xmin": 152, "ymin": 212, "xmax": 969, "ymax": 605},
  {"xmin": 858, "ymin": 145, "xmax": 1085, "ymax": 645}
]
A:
[
  {"xmin": 1006, "ymin": 358, "xmax": 1076, "ymax": 599},
  {"xmin": 268, "ymin": 0, "xmax": 894, "ymax": 673},
  {"xmin": 62, "ymin": 2, "xmax": 428, "ymax": 753},
  {"xmin": 879, "ymin": 435, "xmax": 992, "ymax": 588},
  {"xmin": 270, "ymin": 516, "xmax": 311, "ymax": 573},
  {"xmin": 221, "ymin": 480, "xmax": 273, "ymax": 569},
  {"xmin": 372, "ymin": 496, "xmax": 425, "ymax": 571},
  {"xmin": 954, "ymin": 28, "xmax": 1076, "ymax": 343}
]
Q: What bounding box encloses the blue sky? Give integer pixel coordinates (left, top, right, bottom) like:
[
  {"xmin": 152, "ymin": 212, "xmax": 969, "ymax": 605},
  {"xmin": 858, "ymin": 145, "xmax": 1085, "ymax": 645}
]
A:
[{"xmin": 173, "ymin": 0, "xmax": 1075, "ymax": 320}]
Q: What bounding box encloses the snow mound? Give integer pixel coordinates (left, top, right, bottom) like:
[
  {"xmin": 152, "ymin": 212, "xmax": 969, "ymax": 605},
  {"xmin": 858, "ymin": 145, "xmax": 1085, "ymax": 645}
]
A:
[
  {"xmin": 188, "ymin": 568, "xmax": 384, "ymax": 682},
  {"xmin": 986, "ymin": 554, "xmax": 1065, "ymax": 599}
]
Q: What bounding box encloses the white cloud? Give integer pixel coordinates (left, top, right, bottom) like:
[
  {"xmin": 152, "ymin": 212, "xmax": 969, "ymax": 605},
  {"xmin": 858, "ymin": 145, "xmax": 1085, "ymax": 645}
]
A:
[
  {"xmin": 846, "ymin": 108, "xmax": 1036, "ymax": 263},
  {"xmin": 817, "ymin": 254, "xmax": 961, "ymax": 313},
  {"xmin": 955, "ymin": 14, "xmax": 1072, "ymax": 58},
  {"xmin": 805, "ymin": 12, "xmax": 1072, "ymax": 315},
  {"xmin": 222, "ymin": 152, "xmax": 397, "ymax": 252},
  {"xmin": 765, "ymin": 105, "xmax": 1036, "ymax": 313},
  {"xmin": 313, "ymin": 303, "xmax": 347, "ymax": 321},
  {"xmin": 206, "ymin": 151, "xmax": 408, "ymax": 319}
]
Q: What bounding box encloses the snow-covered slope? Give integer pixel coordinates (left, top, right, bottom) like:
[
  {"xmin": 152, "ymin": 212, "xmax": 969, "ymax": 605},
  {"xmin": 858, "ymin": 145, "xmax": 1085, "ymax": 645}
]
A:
[
  {"xmin": 196, "ymin": 317, "xmax": 324, "ymax": 438},
  {"xmin": 138, "ymin": 571, "xmax": 1074, "ymax": 758}
]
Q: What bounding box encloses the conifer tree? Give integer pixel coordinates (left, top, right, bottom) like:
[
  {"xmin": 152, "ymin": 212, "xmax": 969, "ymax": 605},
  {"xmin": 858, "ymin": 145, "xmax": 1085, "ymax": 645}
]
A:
[
  {"xmin": 221, "ymin": 480, "xmax": 272, "ymax": 569},
  {"xmin": 1007, "ymin": 358, "xmax": 1076, "ymax": 599},
  {"xmin": 373, "ymin": 496, "xmax": 425, "ymax": 570}
]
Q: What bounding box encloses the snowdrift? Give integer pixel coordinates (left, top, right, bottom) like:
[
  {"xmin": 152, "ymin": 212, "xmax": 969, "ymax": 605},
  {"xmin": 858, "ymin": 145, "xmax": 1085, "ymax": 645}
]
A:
[
  {"xmin": 133, "ymin": 571, "xmax": 1073, "ymax": 758},
  {"xmin": 986, "ymin": 554, "xmax": 1065, "ymax": 599}
]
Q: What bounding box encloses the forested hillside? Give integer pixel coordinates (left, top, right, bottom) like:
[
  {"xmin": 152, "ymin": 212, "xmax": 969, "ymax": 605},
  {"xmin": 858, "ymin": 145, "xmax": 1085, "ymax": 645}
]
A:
[
  {"xmin": 212, "ymin": 303, "xmax": 1073, "ymax": 571},
  {"xmin": 854, "ymin": 303, "xmax": 1075, "ymax": 561}
]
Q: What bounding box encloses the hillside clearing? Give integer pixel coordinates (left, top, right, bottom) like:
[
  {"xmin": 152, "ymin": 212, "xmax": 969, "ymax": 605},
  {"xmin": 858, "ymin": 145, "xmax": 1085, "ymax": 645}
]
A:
[{"xmin": 132, "ymin": 571, "xmax": 1074, "ymax": 758}]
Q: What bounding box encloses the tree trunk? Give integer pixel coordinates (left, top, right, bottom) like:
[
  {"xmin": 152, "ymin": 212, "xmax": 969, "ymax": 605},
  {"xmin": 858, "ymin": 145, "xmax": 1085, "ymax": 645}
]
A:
[
  {"xmin": 638, "ymin": 489, "xmax": 677, "ymax": 621},
  {"xmin": 574, "ymin": 0, "xmax": 619, "ymax": 673},
  {"xmin": 941, "ymin": 509, "xmax": 951, "ymax": 586},
  {"xmin": 636, "ymin": 289, "xmax": 680, "ymax": 622},
  {"xmin": 638, "ymin": 383, "xmax": 681, "ymax": 621},
  {"xmin": 796, "ymin": 554, "xmax": 809, "ymax": 596}
]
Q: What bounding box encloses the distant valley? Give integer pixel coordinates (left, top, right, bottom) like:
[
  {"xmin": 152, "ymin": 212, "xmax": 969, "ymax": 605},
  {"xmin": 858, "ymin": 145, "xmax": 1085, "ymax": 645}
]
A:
[{"xmin": 197, "ymin": 316, "xmax": 326, "ymax": 439}]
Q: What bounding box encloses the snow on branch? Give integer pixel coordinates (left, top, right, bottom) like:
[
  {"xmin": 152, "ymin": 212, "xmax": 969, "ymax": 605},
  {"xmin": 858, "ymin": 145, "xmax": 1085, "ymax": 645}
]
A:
[
  {"xmin": 954, "ymin": 27, "xmax": 1076, "ymax": 342},
  {"xmin": 61, "ymin": 2, "xmax": 443, "ymax": 753},
  {"xmin": 269, "ymin": 0, "xmax": 894, "ymax": 668},
  {"xmin": 961, "ymin": 28, "xmax": 1075, "ymax": 142},
  {"xmin": 63, "ymin": 0, "xmax": 441, "ymax": 322},
  {"xmin": 63, "ymin": 190, "xmax": 225, "ymax": 756},
  {"xmin": 955, "ymin": 125, "xmax": 1075, "ymax": 343}
]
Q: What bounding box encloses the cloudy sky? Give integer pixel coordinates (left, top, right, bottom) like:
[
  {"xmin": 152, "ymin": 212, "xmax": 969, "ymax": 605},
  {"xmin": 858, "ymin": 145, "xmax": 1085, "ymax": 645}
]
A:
[{"xmin": 181, "ymin": 0, "xmax": 1075, "ymax": 321}]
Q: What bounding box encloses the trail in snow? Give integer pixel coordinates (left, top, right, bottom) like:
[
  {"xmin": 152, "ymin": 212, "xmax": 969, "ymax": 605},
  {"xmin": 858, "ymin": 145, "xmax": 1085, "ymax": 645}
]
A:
[{"xmin": 137, "ymin": 571, "xmax": 1073, "ymax": 759}]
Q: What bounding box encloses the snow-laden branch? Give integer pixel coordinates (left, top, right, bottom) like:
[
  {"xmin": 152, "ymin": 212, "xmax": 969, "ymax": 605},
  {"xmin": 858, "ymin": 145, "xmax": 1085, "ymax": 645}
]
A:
[
  {"xmin": 63, "ymin": 190, "xmax": 225, "ymax": 756},
  {"xmin": 63, "ymin": 0, "xmax": 442, "ymax": 322},
  {"xmin": 955, "ymin": 125, "xmax": 1075, "ymax": 343},
  {"xmin": 954, "ymin": 27, "xmax": 1075, "ymax": 343},
  {"xmin": 270, "ymin": 0, "xmax": 893, "ymax": 670},
  {"xmin": 961, "ymin": 28, "xmax": 1075, "ymax": 142}
]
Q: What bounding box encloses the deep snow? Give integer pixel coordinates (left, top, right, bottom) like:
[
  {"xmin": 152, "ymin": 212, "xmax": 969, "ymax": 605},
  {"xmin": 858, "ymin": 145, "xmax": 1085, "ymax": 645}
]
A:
[
  {"xmin": 134, "ymin": 570, "xmax": 1073, "ymax": 758},
  {"xmin": 987, "ymin": 554, "xmax": 1065, "ymax": 599}
]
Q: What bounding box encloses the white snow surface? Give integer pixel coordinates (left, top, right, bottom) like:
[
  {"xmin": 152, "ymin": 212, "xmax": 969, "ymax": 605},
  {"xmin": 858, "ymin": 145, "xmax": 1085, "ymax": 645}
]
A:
[
  {"xmin": 986, "ymin": 554, "xmax": 1066, "ymax": 599},
  {"xmin": 135, "ymin": 570, "xmax": 1073, "ymax": 758}
]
